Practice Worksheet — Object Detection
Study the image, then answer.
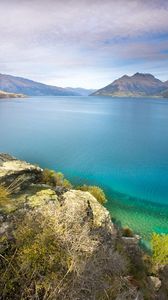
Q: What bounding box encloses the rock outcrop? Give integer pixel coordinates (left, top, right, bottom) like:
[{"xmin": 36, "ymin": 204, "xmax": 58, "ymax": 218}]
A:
[
  {"xmin": 63, "ymin": 190, "xmax": 115, "ymax": 233},
  {"xmin": 0, "ymin": 154, "xmax": 167, "ymax": 300},
  {"xmin": 149, "ymin": 276, "xmax": 161, "ymax": 291},
  {"xmin": 0, "ymin": 153, "xmax": 42, "ymax": 190}
]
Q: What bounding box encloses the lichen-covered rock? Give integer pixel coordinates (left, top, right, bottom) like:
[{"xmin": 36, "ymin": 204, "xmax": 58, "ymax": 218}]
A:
[
  {"xmin": 27, "ymin": 189, "xmax": 58, "ymax": 208},
  {"xmin": 149, "ymin": 276, "xmax": 161, "ymax": 291},
  {"xmin": 0, "ymin": 153, "xmax": 42, "ymax": 190},
  {"xmin": 62, "ymin": 189, "xmax": 115, "ymax": 234},
  {"xmin": 1, "ymin": 154, "xmax": 167, "ymax": 300}
]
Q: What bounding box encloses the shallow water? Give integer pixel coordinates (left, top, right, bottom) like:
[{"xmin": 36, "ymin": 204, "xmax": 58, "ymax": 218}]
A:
[{"xmin": 0, "ymin": 96, "xmax": 168, "ymax": 243}]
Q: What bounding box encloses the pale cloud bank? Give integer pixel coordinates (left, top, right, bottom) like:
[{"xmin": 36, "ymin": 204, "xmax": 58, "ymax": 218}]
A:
[{"xmin": 0, "ymin": 0, "xmax": 168, "ymax": 88}]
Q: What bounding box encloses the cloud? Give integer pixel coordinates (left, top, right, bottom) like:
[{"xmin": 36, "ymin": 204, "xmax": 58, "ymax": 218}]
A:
[
  {"xmin": 1, "ymin": 1, "xmax": 168, "ymax": 44},
  {"xmin": 0, "ymin": 0, "xmax": 168, "ymax": 88}
]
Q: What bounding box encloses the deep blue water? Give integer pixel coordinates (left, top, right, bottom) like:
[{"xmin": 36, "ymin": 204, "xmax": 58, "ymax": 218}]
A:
[{"xmin": 0, "ymin": 96, "xmax": 168, "ymax": 242}]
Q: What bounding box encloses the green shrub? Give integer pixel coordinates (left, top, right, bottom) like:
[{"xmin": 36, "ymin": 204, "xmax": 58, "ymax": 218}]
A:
[
  {"xmin": 122, "ymin": 227, "xmax": 134, "ymax": 237},
  {"xmin": 151, "ymin": 233, "xmax": 168, "ymax": 266},
  {"xmin": 0, "ymin": 210, "xmax": 71, "ymax": 299},
  {"xmin": 42, "ymin": 169, "xmax": 72, "ymax": 188},
  {"xmin": 77, "ymin": 185, "xmax": 107, "ymax": 205}
]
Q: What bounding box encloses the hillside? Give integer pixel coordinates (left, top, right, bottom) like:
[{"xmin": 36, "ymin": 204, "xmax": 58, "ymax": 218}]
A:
[
  {"xmin": 0, "ymin": 73, "xmax": 92, "ymax": 96},
  {"xmin": 92, "ymin": 73, "xmax": 168, "ymax": 98},
  {"xmin": 163, "ymin": 90, "xmax": 168, "ymax": 98},
  {"xmin": 65, "ymin": 87, "xmax": 95, "ymax": 96},
  {"xmin": 161, "ymin": 81, "xmax": 168, "ymax": 98},
  {"xmin": 0, "ymin": 154, "xmax": 168, "ymax": 299},
  {"xmin": 0, "ymin": 90, "xmax": 25, "ymax": 99}
]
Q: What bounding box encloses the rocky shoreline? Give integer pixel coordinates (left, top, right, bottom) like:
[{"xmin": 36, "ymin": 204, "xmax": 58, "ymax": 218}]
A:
[
  {"xmin": 0, "ymin": 154, "xmax": 167, "ymax": 299},
  {"xmin": 0, "ymin": 90, "xmax": 26, "ymax": 99}
]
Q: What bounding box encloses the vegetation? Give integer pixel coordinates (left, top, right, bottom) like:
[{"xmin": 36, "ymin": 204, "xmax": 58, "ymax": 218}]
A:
[
  {"xmin": 42, "ymin": 168, "xmax": 72, "ymax": 189},
  {"xmin": 0, "ymin": 197, "xmax": 128, "ymax": 299},
  {"xmin": 0, "ymin": 176, "xmax": 27, "ymax": 213},
  {"xmin": 1, "ymin": 212, "xmax": 69, "ymax": 299},
  {"xmin": 122, "ymin": 226, "xmax": 134, "ymax": 237},
  {"xmin": 1, "ymin": 160, "xmax": 168, "ymax": 299},
  {"xmin": 151, "ymin": 233, "xmax": 168, "ymax": 266},
  {"xmin": 0, "ymin": 185, "xmax": 11, "ymax": 208},
  {"xmin": 42, "ymin": 170, "xmax": 106, "ymax": 206},
  {"xmin": 0, "ymin": 185, "xmax": 16, "ymax": 213},
  {"xmin": 77, "ymin": 184, "xmax": 107, "ymax": 205}
]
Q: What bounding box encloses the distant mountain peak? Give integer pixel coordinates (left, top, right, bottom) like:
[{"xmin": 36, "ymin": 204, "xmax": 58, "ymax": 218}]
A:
[
  {"xmin": 132, "ymin": 72, "xmax": 155, "ymax": 78},
  {"xmin": 91, "ymin": 72, "xmax": 168, "ymax": 98},
  {"xmin": 120, "ymin": 74, "xmax": 129, "ymax": 79}
]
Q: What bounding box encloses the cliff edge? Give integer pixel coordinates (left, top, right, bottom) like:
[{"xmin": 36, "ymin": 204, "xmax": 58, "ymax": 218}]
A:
[{"xmin": 0, "ymin": 154, "xmax": 167, "ymax": 300}]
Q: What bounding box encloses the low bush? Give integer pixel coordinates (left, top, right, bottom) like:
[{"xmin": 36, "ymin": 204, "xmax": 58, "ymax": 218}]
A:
[
  {"xmin": 42, "ymin": 168, "xmax": 72, "ymax": 189},
  {"xmin": 151, "ymin": 233, "xmax": 168, "ymax": 266},
  {"xmin": 0, "ymin": 201, "xmax": 128, "ymax": 299},
  {"xmin": 0, "ymin": 211, "xmax": 71, "ymax": 299},
  {"xmin": 77, "ymin": 185, "xmax": 107, "ymax": 205},
  {"xmin": 122, "ymin": 226, "xmax": 134, "ymax": 237}
]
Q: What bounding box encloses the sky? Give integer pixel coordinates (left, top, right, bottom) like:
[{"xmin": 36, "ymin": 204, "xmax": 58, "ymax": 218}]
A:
[{"xmin": 0, "ymin": 0, "xmax": 168, "ymax": 89}]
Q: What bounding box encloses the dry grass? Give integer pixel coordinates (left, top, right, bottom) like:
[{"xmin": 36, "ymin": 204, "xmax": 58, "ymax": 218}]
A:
[
  {"xmin": 0, "ymin": 195, "xmax": 130, "ymax": 300},
  {"xmin": 0, "ymin": 185, "xmax": 11, "ymax": 208},
  {"xmin": 0, "ymin": 175, "xmax": 27, "ymax": 212}
]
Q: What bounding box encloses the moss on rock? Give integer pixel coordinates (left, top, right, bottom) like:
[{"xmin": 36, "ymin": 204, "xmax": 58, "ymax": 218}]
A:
[{"xmin": 27, "ymin": 189, "xmax": 58, "ymax": 208}]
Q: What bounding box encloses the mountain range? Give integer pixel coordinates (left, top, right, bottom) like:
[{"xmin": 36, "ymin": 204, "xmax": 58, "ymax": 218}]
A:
[
  {"xmin": 92, "ymin": 73, "xmax": 168, "ymax": 98},
  {"xmin": 1, "ymin": 72, "xmax": 168, "ymax": 99},
  {"xmin": 0, "ymin": 73, "xmax": 94, "ymax": 97}
]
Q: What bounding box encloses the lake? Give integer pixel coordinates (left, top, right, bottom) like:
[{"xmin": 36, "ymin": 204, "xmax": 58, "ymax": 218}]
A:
[{"xmin": 0, "ymin": 96, "xmax": 168, "ymax": 245}]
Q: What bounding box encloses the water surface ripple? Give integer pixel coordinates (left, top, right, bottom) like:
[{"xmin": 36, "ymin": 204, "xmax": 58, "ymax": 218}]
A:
[{"xmin": 0, "ymin": 96, "xmax": 168, "ymax": 243}]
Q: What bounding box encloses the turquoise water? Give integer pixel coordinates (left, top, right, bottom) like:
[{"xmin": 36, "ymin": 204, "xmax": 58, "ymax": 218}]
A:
[{"xmin": 0, "ymin": 96, "xmax": 168, "ymax": 243}]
